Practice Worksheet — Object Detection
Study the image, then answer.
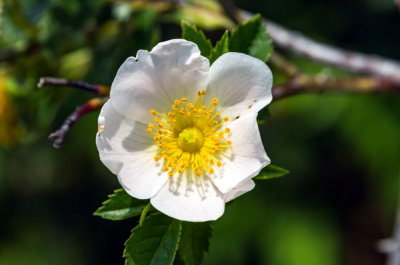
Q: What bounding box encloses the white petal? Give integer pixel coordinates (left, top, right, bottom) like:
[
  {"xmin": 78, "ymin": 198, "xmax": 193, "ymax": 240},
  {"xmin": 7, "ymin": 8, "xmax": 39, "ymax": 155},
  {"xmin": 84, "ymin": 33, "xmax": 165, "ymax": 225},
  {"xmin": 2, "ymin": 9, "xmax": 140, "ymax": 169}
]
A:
[
  {"xmin": 110, "ymin": 39, "xmax": 210, "ymax": 123},
  {"xmin": 211, "ymin": 112, "xmax": 270, "ymax": 193},
  {"xmin": 204, "ymin": 52, "xmax": 272, "ymax": 120},
  {"xmin": 96, "ymin": 101, "xmax": 169, "ymax": 199},
  {"xmin": 224, "ymin": 179, "xmax": 255, "ymax": 202},
  {"xmin": 150, "ymin": 171, "xmax": 225, "ymax": 222}
]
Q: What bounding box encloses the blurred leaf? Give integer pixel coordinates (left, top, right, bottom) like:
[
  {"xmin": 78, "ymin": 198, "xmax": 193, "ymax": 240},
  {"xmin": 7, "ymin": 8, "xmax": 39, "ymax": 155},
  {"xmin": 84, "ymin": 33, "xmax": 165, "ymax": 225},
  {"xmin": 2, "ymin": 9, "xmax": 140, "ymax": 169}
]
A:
[
  {"xmin": 60, "ymin": 48, "xmax": 93, "ymax": 79},
  {"xmin": 178, "ymin": 222, "xmax": 213, "ymax": 265},
  {"xmin": 181, "ymin": 20, "xmax": 212, "ymax": 57},
  {"xmin": 94, "ymin": 189, "xmax": 149, "ymax": 221},
  {"xmin": 167, "ymin": 5, "xmax": 234, "ymax": 31},
  {"xmin": 208, "ymin": 30, "xmax": 229, "ymax": 64},
  {"xmin": 229, "ymin": 14, "xmax": 273, "ymax": 62},
  {"xmin": 254, "ymin": 164, "xmax": 289, "ymax": 180},
  {"xmin": 123, "ymin": 214, "xmax": 181, "ymax": 265}
]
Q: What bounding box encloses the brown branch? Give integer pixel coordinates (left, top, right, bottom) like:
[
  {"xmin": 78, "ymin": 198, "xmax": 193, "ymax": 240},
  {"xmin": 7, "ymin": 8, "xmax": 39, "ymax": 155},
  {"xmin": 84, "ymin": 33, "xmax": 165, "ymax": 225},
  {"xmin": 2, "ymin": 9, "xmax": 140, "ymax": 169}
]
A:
[
  {"xmin": 240, "ymin": 10, "xmax": 400, "ymax": 84},
  {"xmin": 38, "ymin": 77, "xmax": 110, "ymax": 96},
  {"xmin": 269, "ymin": 52, "xmax": 300, "ymax": 78},
  {"xmin": 273, "ymin": 74, "xmax": 400, "ymax": 100},
  {"xmin": 49, "ymin": 97, "xmax": 108, "ymax": 148}
]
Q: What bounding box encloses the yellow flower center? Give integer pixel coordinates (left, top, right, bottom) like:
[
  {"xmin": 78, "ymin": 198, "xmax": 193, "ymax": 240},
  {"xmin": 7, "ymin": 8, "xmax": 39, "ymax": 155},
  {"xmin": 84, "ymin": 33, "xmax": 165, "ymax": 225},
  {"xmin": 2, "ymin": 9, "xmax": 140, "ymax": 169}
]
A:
[
  {"xmin": 147, "ymin": 90, "xmax": 231, "ymax": 177},
  {"xmin": 177, "ymin": 127, "xmax": 203, "ymax": 152}
]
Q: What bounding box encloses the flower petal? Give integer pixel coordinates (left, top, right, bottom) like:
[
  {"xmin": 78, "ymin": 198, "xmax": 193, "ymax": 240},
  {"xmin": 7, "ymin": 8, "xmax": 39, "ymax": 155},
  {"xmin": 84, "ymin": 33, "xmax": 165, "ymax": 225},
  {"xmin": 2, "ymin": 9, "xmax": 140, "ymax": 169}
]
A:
[
  {"xmin": 204, "ymin": 52, "xmax": 272, "ymax": 120},
  {"xmin": 96, "ymin": 101, "xmax": 169, "ymax": 199},
  {"xmin": 150, "ymin": 171, "xmax": 225, "ymax": 222},
  {"xmin": 224, "ymin": 179, "xmax": 255, "ymax": 202},
  {"xmin": 110, "ymin": 39, "xmax": 210, "ymax": 123},
  {"xmin": 211, "ymin": 112, "xmax": 270, "ymax": 193}
]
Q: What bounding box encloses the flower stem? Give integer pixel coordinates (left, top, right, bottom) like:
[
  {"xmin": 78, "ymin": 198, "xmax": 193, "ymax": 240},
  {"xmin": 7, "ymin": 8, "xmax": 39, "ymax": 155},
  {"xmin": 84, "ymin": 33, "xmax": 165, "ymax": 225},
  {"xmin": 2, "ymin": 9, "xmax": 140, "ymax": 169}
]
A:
[{"xmin": 139, "ymin": 203, "xmax": 152, "ymax": 227}]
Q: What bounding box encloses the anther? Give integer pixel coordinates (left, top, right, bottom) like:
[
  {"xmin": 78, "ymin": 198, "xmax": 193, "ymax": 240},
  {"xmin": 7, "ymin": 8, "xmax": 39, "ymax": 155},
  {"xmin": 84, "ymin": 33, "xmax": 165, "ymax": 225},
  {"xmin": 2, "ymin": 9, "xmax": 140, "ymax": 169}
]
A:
[
  {"xmin": 198, "ymin": 90, "xmax": 206, "ymax": 96},
  {"xmin": 150, "ymin": 109, "xmax": 157, "ymax": 115}
]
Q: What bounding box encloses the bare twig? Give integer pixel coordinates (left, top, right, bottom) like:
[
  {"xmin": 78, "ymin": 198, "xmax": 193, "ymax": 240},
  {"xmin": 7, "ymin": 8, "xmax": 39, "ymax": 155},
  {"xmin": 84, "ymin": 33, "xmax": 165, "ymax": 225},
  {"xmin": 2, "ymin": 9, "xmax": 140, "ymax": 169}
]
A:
[
  {"xmin": 49, "ymin": 97, "xmax": 108, "ymax": 148},
  {"xmin": 0, "ymin": 0, "xmax": 3, "ymax": 38},
  {"xmin": 269, "ymin": 52, "xmax": 300, "ymax": 78},
  {"xmin": 38, "ymin": 77, "xmax": 110, "ymax": 96},
  {"xmin": 273, "ymin": 75, "xmax": 400, "ymax": 100},
  {"xmin": 240, "ymin": 10, "xmax": 400, "ymax": 84}
]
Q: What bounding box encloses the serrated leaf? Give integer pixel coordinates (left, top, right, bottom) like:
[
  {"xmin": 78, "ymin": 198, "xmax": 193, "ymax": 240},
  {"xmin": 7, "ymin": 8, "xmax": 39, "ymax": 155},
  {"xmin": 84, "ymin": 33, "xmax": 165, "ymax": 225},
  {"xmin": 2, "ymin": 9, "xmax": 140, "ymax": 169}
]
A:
[
  {"xmin": 229, "ymin": 14, "xmax": 273, "ymax": 62},
  {"xmin": 124, "ymin": 214, "xmax": 182, "ymax": 265},
  {"xmin": 94, "ymin": 189, "xmax": 148, "ymax": 221},
  {"xmin": 181, "ymin": 20, "xmax": 212, "ymax": 57},
  {"xmin": 249, "ymin": 23, "xmax": 273, "ymax": 62},
  {"xmin": 208, "ymin": 30, "xmax": 229, "ymax": 64},
  {"xmin": 254, "ymin": 164, "xmax": 289, "ymax": 180},
  {"xmin": 178, "ymin": 222, "xmax": 213, "ymax": 265}
]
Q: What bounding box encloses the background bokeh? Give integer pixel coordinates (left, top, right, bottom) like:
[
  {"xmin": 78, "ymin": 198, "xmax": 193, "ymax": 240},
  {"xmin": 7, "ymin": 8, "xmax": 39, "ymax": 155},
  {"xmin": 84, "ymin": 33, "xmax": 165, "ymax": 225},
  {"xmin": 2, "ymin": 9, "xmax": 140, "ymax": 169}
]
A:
[{"xmin": 1, "ymin": 0, "xmax": 400, "ymax": 264}]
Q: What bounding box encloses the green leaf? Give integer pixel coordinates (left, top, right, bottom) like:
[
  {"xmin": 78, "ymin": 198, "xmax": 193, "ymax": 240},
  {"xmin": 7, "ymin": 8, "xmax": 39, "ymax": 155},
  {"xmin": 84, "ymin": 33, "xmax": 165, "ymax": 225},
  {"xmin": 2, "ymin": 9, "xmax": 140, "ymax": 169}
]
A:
[
  {"xmin": 181, "ymin": 20, "xmax": 212, "ymax": 57},
  {"xmin": 208, "ymin": 30, "xmax": 229, "ymax": 64},
  {"xmin": 124, "ymin": 214, "xmax": 182, "ymax": 265},
  {"xmin": 93, "ymin": 189, "xmax": 148, "ymax": 221},
  {"xmin": 254, "ymin": 164, "xmax": 289, "ymax": 180},
  {"xmin": 249, "ymin": 23, "xmax": 273, "ymax": 62},
  {"xmin": 229, "ymin": 14, "xmax": 273, "ymax": 62},
  {"xmin": 178, "ymin": 222, "xmax": 213, "ymax": 265}
]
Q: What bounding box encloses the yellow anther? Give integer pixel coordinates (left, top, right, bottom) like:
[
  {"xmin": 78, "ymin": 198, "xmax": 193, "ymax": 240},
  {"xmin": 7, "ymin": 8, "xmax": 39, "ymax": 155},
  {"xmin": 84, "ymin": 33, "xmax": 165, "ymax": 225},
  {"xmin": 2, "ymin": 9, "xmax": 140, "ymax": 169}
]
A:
[
  {"xmin": 149, "ymin": 95, "xmax": 231, "ymax": 178},
  {"xmin": 223, "ymin": 117, "xmax": 229, "ymax": 122}
]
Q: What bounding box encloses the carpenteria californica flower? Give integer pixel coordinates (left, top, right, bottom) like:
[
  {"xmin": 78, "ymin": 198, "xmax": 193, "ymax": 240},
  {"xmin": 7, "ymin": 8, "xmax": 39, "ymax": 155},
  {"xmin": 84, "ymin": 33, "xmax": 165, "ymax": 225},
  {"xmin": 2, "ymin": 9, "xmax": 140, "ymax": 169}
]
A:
[{"xmin": 96, "ymin": 39, "xmax": 272, "ymax": 222}]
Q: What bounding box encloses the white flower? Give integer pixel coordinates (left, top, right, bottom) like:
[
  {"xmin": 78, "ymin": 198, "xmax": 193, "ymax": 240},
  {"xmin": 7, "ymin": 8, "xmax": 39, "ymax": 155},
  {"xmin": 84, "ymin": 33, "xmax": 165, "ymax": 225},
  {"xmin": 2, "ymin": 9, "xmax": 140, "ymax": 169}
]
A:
[{"xmin": 96, "ymin": 39, "xmax": 272, "ymax": 222}]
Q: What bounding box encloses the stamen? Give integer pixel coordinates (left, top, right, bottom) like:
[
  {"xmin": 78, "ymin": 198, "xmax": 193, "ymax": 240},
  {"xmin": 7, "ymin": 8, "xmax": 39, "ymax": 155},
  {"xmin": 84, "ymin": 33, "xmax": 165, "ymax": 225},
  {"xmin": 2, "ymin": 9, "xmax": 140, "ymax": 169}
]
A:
[{"xmin": 148, "ymin": 91, "xmax": 230, "ymax": 178}]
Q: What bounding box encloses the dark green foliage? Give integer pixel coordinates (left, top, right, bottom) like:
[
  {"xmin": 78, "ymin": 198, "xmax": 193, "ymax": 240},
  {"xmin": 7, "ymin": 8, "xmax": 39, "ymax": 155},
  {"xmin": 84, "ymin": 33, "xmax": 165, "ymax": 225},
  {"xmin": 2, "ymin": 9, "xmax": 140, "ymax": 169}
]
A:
[
  {"xmin": 229, "ymin": 14, "xmax": 273, "ymax": 62},
  {"xmin": 254, "ymin": 164, "xmax": 289, "ymax": 180},
  {"xmin": 208, "ymin": 31, "xmax": 229, "ymax": 64},
  {"xmin": 94, "ymin": 189, "xmax": 149, "ymax": 221},
  {"xmin": 181, "ymin": 20, "xmax": 213, "ymax": 57},
  {"xmin": 123, "ymin": 214, "xmax": 182, "ymax": 265},
  {"xmin": 178, "ymin": 222, "xmax": 213, "ymax": 265}
]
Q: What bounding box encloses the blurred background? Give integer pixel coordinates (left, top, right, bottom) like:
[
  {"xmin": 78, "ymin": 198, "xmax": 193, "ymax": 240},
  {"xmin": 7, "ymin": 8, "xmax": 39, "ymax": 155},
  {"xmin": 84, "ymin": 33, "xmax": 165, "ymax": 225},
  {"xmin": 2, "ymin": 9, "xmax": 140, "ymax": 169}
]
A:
[{"xmin": 1, "ymin": 0, "xmax": 400, "ymax": 264}]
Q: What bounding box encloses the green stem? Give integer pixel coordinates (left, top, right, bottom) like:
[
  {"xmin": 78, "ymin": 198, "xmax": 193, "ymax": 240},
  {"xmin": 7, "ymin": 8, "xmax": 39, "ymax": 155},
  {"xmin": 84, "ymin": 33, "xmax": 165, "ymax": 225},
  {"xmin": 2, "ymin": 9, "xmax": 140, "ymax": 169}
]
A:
[{"xmin": 139, "ymin": 203, "xmax": 152, "ymax": 227}]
